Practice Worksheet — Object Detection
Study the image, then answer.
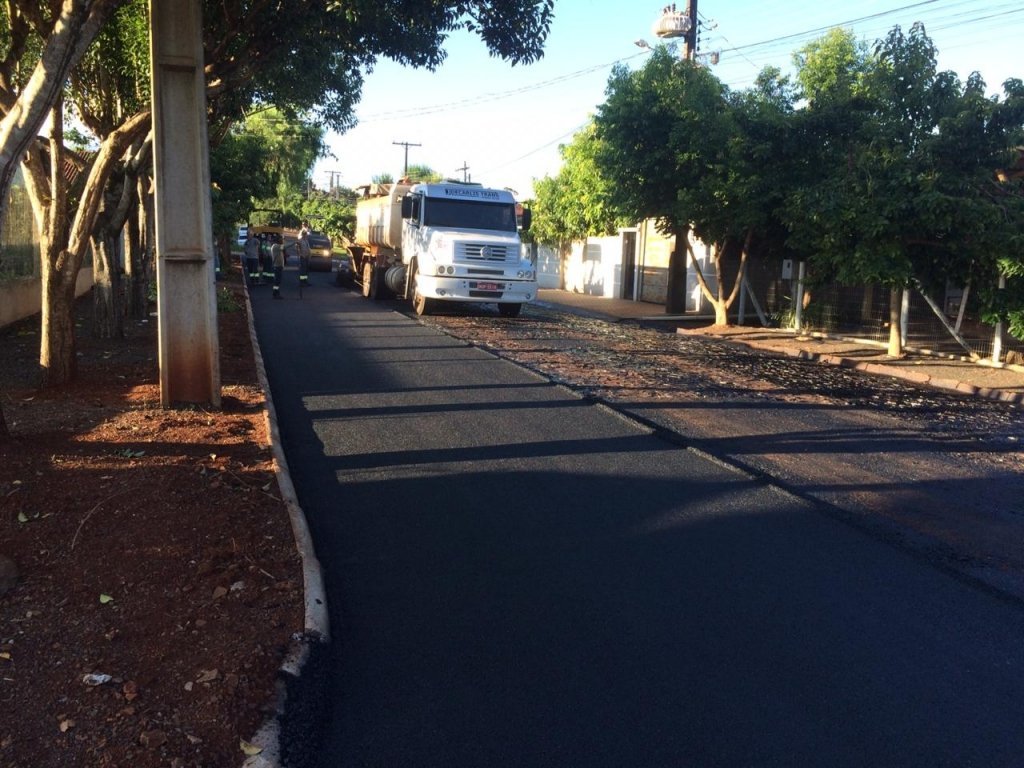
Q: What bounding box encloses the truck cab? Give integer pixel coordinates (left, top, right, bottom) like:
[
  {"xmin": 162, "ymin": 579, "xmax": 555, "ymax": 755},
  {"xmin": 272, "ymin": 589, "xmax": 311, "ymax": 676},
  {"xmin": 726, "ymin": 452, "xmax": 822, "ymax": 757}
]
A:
[{"xmin": 400, "ymin": 182, "xmax": 536, "ymax": 317}]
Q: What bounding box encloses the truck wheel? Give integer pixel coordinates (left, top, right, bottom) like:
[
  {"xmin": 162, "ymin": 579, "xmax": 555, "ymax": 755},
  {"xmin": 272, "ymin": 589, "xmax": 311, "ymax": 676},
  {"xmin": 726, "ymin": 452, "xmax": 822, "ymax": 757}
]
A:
[
  {"xmin": 361, "ymin": 262, "xmax": 374, "ymax": 298},
  {"xmin": 411, "ymin": 265, "xmax": 432, "ymax": 316},
  {"xmin": 498, "ymin": 303, "xmax": 522, "ymax": 318}
]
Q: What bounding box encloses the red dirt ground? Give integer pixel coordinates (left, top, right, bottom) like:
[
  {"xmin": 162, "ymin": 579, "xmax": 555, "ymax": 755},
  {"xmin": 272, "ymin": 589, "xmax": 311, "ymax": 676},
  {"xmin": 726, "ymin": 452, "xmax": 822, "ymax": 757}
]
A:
[{"xmin": 0, "ymin": 272, "xmax": 303, "ymax": 767}]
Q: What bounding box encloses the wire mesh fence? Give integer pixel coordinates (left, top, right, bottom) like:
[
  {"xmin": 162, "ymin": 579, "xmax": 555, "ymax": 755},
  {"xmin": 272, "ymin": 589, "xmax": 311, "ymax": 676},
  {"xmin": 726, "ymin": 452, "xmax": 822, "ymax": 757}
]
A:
[
  {"xmin": 1, "ymin": 184, "xmax": 39, "ymax": 283},
  {"xmin": 789, "ymin": 281, "xmax": 1023, "ymax": 362}
]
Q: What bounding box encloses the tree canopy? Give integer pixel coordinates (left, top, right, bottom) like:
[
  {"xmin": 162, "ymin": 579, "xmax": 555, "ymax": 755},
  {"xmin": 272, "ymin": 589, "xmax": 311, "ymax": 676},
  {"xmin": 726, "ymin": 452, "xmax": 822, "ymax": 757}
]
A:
[
  {"xmin": 0, "ymin": 0, "xmax": 559, "ymax": 401},
  {"xmin": 526, "ymin": 25, "xmax": 1024, "ymax": 344},
  {"xmin": 530, "ymin": 122, "xmax": 628, "ymax": 247},
  {"xmin": 595, "ymin": 48, "xmax": 797, "ymax": 323}
]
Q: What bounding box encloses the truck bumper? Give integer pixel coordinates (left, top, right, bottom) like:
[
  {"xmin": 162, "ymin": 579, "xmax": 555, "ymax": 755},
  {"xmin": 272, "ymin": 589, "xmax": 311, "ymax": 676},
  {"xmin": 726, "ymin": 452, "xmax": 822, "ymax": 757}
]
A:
[{"xmin": 416, "ymin": 275, "xmax": 538, "ymax": 304}]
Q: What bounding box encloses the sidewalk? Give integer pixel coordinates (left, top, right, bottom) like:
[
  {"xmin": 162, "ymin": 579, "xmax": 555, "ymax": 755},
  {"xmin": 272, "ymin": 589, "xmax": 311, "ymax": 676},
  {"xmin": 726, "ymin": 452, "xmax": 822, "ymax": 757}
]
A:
[{"xmin": 535, "ymin": 289, "xmax": 1024, "ymax": 404}]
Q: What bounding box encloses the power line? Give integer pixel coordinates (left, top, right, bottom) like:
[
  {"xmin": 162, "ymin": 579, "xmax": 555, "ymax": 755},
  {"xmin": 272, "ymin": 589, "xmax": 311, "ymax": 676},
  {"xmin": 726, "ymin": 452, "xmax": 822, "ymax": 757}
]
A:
[
  {"xmin": 478, "ymin": 121, "xmax": 589, "ymax": 178},
  {"xmin": 355, "ymin": 51, "xmax": 649, "ymax": 124},
  {"xmin": 707, "ymin": 0, "xmax": 1024, "ymax": 87},
  {"xmin": 340, "ymin": 0, "xmax": 1023, "ymax": 188},
  {"xmin": 713, "ymin": 0, "xmax": 1021, "ymax": 63}
]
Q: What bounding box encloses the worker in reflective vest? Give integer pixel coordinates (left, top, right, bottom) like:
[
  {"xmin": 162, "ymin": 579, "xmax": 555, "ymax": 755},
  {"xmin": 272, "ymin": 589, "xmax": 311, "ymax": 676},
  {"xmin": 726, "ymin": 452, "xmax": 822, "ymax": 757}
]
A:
[{"xmin": 271, "ymin": 234, "xmax": 285, "ymax": 299}]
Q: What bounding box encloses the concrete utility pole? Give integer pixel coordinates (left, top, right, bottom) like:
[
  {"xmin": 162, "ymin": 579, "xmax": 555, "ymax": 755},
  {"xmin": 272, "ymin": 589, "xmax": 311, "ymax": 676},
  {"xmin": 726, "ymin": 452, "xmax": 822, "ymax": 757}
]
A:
[
  {"xmin": 149, "ymin": 0, "xmax": 220, "ymax": 408},
  {"xmin": 393, "ymin": 140, "xmax": 421, "ymax": 175}
]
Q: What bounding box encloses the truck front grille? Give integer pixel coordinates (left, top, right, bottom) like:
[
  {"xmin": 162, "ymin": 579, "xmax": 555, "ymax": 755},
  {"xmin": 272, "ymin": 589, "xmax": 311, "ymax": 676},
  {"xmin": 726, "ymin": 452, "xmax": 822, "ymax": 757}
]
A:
[{"xmin": 459, "ymin": 243, "xmax": 512, "ymax": 263}]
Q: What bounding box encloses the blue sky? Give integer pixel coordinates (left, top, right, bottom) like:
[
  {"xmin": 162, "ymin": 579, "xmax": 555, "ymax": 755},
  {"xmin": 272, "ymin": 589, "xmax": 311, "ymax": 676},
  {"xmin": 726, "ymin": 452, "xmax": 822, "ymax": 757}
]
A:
[{"xmin": 313, "ymin": 0, "xmax": 1023, "ymax": 199}]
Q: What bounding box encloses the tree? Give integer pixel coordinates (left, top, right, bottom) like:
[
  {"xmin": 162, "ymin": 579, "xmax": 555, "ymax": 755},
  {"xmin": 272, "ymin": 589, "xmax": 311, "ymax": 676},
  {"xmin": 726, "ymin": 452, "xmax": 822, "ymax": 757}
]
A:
[
  {"xmin": 530, "ymin": 121, "xmax": 629, "ymax": 289},
  {"xmin": 201, "ymin": 0, "xmax": 555, "ymax": 138},
  {"xmin": 531, "ymin": 121, "xmax": 627, "ymax": 246},
  {"xmin": 209, "ymin": 125, "xmax": 275, "ymax": 260},
  {"xmin": 597, "ymin": 48, "xmax": 795, "ymax": 324},
  {"xmin": 0, "ymin": 0, "xmax": 126, "ymax": 244},
  {"xmin": 787, "ymin": 24, "xmax": 1024, "ymax": 355},
  {"xmin": 243, "ymin": 108, "xmax": 325, "ymax": 208},
  {"xmin": 971, "ymin": 84, "xmax": 1024, "ymax": 347},
  {"xmin": 405, "ymin": 164, "xmax": 443, "ymax": 183},
  {"xmin": 792, "ymin": 27, "xmax": 870, "ymax": 106},
  {"xmin": 17, "ymin": 0, "xmax": 150, "ymax": 373},
  {"xmin": 67, "ymin": 0, "xmax": 150, "ymax": 338},
  {"xmin": 0, "ymin": 0, "xmax": 128, "ymax": 438},
  {"xmin": 19, "ymin": 0, "xmax": 557, "ymax": 388},
  {"xmin": 299, "ymin": 189, "xmax": 356, "ymax": 245}
]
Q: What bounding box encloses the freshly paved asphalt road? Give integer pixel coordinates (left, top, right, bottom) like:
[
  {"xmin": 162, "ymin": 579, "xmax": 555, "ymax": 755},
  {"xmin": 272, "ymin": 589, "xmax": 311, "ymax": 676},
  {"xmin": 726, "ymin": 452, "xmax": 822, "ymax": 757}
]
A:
[{"xmin": 252, "ymin": 272, "xmax": 1024, "ymax": 768}]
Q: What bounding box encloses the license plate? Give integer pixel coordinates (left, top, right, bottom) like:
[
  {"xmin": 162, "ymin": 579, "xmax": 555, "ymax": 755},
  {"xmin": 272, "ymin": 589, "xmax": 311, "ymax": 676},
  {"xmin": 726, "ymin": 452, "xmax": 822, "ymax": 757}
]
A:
[{"xmin": 475, "ymin": 281, "xmax": 501, "ymax": 291}]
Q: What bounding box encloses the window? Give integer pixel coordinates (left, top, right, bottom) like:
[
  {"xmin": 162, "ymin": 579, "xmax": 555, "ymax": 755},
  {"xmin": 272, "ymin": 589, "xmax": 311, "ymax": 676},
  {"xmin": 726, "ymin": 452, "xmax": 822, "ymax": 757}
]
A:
[{"xmin": 421, "ymin": 199, "xmax": 517, "ymax": 232}]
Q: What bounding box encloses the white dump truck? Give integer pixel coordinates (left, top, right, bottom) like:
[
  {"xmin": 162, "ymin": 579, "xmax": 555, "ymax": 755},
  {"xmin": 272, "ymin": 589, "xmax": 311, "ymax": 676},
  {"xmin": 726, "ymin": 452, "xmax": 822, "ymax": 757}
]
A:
[{"xmin": 349, "ymin": 180, "xmax": 537, "ymax": 317}]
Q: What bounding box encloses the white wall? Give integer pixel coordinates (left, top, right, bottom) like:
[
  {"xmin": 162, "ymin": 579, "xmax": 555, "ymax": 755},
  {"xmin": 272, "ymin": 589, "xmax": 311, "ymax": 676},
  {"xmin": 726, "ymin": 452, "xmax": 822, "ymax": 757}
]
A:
[
  {"xmin": 564, "ymin": 236, "xmax": 622, "ymax": 298},
  {"xmin": 0, "ymin": 269, "xmax": 94, "ymax": 329},
  {"xmin": 526, "ymin": 243, "xmax": 561, "ymax": 289}
]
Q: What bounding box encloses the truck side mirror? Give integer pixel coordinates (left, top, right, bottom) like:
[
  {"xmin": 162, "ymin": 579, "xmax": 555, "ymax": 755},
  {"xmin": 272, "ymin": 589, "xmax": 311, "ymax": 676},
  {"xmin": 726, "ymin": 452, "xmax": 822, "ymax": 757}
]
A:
[
  {"xmin": 401, "ymin": 195, "xmax": 412, "ymax": 219},
  {"xmin": 521, "ymin": 208, "xmax": 532, "ymax": 232}
]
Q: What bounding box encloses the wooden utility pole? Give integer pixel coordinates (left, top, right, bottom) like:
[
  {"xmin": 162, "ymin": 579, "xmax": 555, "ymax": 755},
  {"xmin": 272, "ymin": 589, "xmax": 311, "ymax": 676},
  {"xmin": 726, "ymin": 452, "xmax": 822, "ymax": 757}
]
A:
[
  {"xmin": 683, "ymin": 0, "xmax": 698, "ymax": 60},
  {"xmin": 456, "ymin": 161, "xmax": 470, "ymax": 182},
  {"xmin": 393, "ymin": 141, "xmax": 421, "ymax": 175}
]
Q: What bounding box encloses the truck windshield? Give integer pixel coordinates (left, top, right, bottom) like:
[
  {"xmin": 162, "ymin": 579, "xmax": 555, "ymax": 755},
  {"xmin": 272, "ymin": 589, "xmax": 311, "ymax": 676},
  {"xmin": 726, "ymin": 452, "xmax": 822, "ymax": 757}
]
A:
[{"xmin": 422, "ymin": 199, "xmax": 517, "ymax": 232}]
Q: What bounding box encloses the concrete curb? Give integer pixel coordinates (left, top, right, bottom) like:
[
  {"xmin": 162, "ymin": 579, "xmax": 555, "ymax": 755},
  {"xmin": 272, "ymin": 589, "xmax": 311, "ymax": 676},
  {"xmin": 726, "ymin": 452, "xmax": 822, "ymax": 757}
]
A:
[{"xmin": 237, "ymin": 277, "xmax": 330, "ymax": 768}]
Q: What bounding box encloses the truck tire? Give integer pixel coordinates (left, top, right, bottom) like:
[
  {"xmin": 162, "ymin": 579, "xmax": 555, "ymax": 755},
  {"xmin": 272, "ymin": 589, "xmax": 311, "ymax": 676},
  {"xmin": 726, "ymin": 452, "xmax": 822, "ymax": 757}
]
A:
[
  {"xmin": 411, "ymin": 264, "xmax": 433, "ymax": 316},
  {"xmin": 363, "ymin": 262, "xmax": 388, "ymax": 300},
  {"xmin": 361, "ymin": 262, "xmax": 374, "ymax": 298},
  {"xmin": 498, "ymin": 302, "xmax": 522, "ymax": 318}
]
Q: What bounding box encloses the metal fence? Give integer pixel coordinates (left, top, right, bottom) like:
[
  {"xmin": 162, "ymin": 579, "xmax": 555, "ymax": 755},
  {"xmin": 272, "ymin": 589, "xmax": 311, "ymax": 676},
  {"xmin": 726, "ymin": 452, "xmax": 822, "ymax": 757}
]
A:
[
  {"xmin": 1, "ymin": 183, "xmax": 38, "ymax": 282},
  {"xmin": 787, "ymin": 281, "xmax": 1022, "ymax": 362}
]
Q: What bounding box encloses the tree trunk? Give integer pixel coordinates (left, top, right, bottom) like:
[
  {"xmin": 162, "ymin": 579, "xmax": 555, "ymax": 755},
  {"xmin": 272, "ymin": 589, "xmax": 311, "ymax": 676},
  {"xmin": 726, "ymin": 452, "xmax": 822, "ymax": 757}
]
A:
[
  {"xmin": 887, "ymin": 286, "xmax": 904, "ymax": 357},
  {"xmin": 91, "ymin": 233, "xmax": 124, "ymax": 339},
  {"xmin": 40, "ymin": 244, "xmax": 81, "ymax": 387},
  {"xmin": 217, "ymin": 232, "xmax": 231, "ymax": 276},
  {"xmin": 25, "ymin": 109, "xmax": 150, "ymax": 385},
  {"xmin": 861, "ymin": 283, "xmax": 875, "ymax": 323},
  {"xmin": 666, "ymin": 225, "xmax": 689, "ymax": 314},
  {"xmin": 125, "ymin": 182, "xmax": 150, "ymax": 321},
  {"xmin": 684, "ymin": 231, "xmax": 752, "ymax": 327},
  {"xmin": 34, "ymin": 100, "xmax": 83, "ymax": 387}
]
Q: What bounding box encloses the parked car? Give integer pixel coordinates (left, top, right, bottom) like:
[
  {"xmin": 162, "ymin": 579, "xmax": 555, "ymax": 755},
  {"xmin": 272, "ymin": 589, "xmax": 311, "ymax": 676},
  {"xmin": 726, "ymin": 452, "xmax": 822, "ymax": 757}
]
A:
[
  {"xmin": 332, "ymin": 251, "xmax": 354, "ymax": 287},
  {"xmin": 307, "ymin": 231, "xmax": 333, "ymax": 271}
]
